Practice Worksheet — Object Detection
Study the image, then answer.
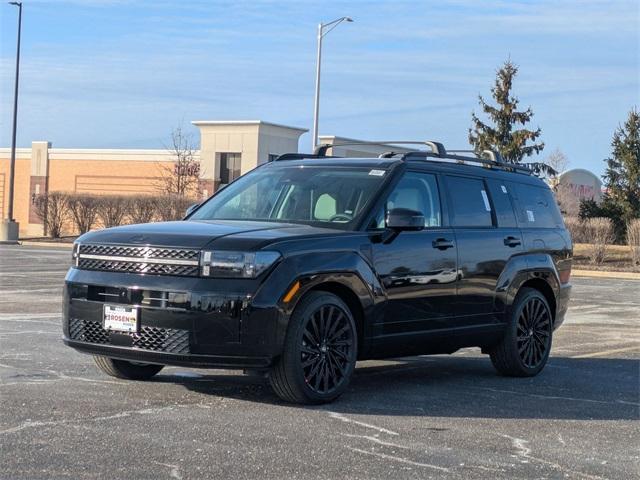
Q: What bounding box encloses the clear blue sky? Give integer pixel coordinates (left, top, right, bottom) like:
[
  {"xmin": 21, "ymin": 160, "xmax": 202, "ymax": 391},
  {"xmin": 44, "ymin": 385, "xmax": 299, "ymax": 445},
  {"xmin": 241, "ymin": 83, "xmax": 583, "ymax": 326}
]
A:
[{"xmin": 1, "ymin": 0, "xmax": 638, "ymax": 176}]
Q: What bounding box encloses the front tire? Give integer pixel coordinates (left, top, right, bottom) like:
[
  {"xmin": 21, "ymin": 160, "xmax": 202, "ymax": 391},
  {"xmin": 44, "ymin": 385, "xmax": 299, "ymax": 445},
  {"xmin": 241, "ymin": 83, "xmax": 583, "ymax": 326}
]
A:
[
  {"xmin": 270, "ymin": 291, "xmax": 357, "ymax": 404},
  {"xmin": 490, "ymin": 287, "xmax": 553, "ymax": 377},
  {"xmin": 93, "ymin": 356, "xmax": 164, "ymax": 380}
]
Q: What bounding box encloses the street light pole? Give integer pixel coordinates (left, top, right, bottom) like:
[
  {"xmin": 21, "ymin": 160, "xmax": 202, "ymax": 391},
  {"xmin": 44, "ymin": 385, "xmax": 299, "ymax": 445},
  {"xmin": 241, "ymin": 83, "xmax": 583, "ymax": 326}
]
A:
[
  {"xmin": 1, "ymin": 1, "xmax": 22, "ymax": 243},
  {"xmin": 311, "ymin": 16, "xmax": 353, "ymax": 151}
]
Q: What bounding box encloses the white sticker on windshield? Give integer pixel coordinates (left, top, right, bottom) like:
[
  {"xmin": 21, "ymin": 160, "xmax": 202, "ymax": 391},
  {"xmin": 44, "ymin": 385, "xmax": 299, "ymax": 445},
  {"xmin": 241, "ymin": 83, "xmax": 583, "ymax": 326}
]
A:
[
  {"xmin": 480, "ymin": 190, "xmax": 491, "ymax": 211},
  {"xmin": 527, "ymin": 210, "xmax": 535, "ymax": 222},
  {"xmin": 368, "ymin": 169, "xmax": 385, "ymax": 176},
  {"xmin": 501, "ymin": 185, "xmax": 508, "ymax": 193}
]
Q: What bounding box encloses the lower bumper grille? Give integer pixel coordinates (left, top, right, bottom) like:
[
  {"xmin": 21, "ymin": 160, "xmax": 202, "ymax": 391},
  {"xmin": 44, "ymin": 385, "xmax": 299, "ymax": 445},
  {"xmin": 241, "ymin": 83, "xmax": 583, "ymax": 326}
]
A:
[{"xmin": 68, "ymin": 318, "xmax": 190, "ymax": 354}]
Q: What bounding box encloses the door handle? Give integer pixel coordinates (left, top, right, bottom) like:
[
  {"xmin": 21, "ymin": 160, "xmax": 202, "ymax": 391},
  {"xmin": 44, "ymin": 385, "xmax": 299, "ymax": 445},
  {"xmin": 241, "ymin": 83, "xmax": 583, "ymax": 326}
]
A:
[
  {"xmin": 432, "ymin": 238, "xmax": 454, "ymax": 250},
  {"xmin": 504, "ymin": 236, "xmax": 522, "ymax": 247}
]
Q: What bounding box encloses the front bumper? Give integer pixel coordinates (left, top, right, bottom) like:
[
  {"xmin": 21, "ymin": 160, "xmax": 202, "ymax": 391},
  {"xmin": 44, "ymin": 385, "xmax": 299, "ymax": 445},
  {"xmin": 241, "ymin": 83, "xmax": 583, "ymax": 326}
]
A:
[{"xmin": 63, "ymin": 268, "xmax": 283, "ymax": 369}]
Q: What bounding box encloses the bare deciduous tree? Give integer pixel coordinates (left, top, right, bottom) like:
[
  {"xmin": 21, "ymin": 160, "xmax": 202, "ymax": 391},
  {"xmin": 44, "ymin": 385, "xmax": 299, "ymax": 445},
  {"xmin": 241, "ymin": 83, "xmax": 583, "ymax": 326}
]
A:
[
  {"xmin": 545, "ymin": 148, "xmax": 570, "ymax": 179},
  {"xmin": 627, "ymin": 219, "xmax": 640, "ymax": 266},
  {"xmin": 96, "ymin": 195, "xmax": 130, "ymax": 228},
  {"xmin": 157, "ymin": 126, "xmax": 200, "ymax": 197},
  {"xmin": 34, "ymin": 191, "xmax": 69, "ymax": 238},
  {"xmin": 584, "ymin": 217, "xmax": 615, "ymax": 264},
  {"xmin": 67, "ymin": 194, "xmax": 100, "ymax": 234},
  {"xmin": 155, "ymin": 195, "xmax": 194, "ymax": 221},
  {"xmin": 129, "ymin": 196, "xmax": 157, "ymax": 224}
]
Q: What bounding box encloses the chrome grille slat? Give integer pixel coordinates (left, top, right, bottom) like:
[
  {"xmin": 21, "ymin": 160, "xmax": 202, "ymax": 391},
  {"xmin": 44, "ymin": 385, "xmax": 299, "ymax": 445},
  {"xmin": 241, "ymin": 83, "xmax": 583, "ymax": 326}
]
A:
[{"xmin": 77, "ymin": 244, "xmax": 200, "ymax": 277}]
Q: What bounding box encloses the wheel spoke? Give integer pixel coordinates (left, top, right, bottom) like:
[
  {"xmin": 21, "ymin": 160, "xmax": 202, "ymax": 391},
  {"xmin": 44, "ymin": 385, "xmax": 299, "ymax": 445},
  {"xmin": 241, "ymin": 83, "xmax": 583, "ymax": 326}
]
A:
[
  {"xmin": 328, "ymin": 324, "xmax": 350, "ymax": 343},
  {"xmin": 301, "ymin": 344, "xmax": 318, "ymax": 356}
]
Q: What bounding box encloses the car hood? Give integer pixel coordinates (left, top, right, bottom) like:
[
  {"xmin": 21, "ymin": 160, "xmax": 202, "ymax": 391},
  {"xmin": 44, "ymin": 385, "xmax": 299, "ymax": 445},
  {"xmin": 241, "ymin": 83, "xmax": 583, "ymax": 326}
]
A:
[{"xmin": 76, "ymin": 220, "xmax": 344, "ymax": 251}]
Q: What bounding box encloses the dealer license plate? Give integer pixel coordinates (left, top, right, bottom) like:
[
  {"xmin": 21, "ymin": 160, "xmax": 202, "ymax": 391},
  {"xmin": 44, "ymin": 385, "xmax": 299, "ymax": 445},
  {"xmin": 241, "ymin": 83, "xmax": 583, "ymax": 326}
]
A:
[{"xmin": 103, "ymin": 305, "xmax": 139, "ymax": 333}]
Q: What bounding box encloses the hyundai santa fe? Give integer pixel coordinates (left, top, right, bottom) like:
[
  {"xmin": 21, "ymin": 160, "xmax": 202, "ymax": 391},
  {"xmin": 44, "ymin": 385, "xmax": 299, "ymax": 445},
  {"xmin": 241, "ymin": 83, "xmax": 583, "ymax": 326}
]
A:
[{"xmin": 63, "ymin": 142, "xmax": 572, "ymax": 404}]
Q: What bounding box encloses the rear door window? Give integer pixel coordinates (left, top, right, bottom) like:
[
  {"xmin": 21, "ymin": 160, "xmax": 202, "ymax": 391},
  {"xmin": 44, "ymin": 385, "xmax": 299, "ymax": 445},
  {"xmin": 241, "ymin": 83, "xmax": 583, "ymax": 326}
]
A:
[
  {"xmin": 445, "ymin": 176, "xmax": 493, "ymax": 227},
  {"xmin": 510, "ymin": 182, "xmax": 564, "ymax": 228},
  {"xmin": 486, "ymin": 179, "xmax": 517, "ymax": 228}
]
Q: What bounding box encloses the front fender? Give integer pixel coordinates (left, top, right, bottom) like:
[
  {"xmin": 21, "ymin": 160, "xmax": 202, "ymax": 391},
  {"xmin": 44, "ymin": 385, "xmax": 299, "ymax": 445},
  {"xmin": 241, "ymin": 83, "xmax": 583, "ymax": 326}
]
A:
[{"xmin": 252, "ymin": 251, "xmax": 384, "ymax": 355}]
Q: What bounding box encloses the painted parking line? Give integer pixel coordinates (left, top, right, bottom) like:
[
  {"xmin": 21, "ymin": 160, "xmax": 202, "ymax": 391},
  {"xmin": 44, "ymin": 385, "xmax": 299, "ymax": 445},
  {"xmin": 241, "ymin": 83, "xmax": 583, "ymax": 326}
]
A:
[{"xmin": 571, "ymin": 346, "xmax": 640, "ymax": 358}]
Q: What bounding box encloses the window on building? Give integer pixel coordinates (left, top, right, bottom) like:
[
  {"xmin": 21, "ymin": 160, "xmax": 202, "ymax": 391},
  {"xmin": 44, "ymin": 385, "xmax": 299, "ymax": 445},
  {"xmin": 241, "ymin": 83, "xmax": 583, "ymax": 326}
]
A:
[
  {"xmin": 446, "ymin": 176, "xmax": 493, "ymax": 227},
  {"xmin": 219, "ymin": 153, "xmax": 242, "ymax": 184}
]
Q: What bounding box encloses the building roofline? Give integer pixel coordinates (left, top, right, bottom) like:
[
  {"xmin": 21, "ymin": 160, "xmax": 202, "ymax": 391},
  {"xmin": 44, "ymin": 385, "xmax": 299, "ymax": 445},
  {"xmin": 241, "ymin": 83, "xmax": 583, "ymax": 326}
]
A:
[{"xmin": 191, "ymin": 120, "xmax": 308, "ymax": 133}]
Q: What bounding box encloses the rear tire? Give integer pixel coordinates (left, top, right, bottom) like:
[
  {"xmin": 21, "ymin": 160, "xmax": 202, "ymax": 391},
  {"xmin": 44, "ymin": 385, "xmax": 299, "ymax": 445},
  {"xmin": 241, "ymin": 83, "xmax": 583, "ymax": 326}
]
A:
[
  {"xmin": 270, "ymin": 291, "xmax": 357, "ymax": 404},
  {"xmin": 93, "ymin": 355, "xmax": 164, "ymax": 380},
  {"xmin": 490, "ymin": 287, "xmax": 553, "ymax": 377}
]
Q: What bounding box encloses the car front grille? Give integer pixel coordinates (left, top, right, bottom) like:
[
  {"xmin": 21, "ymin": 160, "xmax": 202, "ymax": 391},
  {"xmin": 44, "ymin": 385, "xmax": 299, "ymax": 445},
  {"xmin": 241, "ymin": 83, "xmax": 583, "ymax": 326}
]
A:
[
  {"xmin": 76, "ymin": 244, "xmax": 200, "ymax": 277},
  {"xmin": 68, "ymin": 318, "xmax": 190, "ymax": 354}
]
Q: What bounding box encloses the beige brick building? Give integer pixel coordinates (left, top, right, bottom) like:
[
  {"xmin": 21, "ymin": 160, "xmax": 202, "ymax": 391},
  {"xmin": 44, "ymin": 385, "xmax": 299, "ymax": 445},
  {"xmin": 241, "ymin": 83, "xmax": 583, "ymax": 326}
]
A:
[
  {"xmin": 0, "ymin": 120, "xmax": 408, "ymax": 237},
  {"xmin": 0, "ymin": 120, "xmax": 307, "ymax": 237}
]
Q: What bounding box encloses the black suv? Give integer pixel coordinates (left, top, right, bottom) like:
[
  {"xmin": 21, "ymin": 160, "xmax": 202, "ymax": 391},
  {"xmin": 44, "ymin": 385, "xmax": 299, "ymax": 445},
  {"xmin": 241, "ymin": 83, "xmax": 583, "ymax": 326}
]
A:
[{"xmin": 63, "ymin": 142, "xmax": 572, "ymax": 404}]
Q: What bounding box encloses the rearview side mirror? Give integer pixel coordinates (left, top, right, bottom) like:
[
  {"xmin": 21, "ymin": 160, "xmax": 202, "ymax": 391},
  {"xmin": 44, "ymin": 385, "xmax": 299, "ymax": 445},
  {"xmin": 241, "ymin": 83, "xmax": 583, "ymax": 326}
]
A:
[{"xmin": 386, "ymin": 208, "xmax": 426, "ymax": 231}]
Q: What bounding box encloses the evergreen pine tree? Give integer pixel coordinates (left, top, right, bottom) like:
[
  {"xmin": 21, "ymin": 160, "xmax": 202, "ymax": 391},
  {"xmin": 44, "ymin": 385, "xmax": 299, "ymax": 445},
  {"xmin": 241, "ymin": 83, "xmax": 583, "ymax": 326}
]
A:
[
  {"xmin": 469, "ymin": 60, "xmax": 545, "ymax": 165},
  {"xmin": 579, "ymin": 108, "xmax": 640, "ymax": 242},
  {"xmin": 603, "ymin": 108, "xmax": 640, "ymax": 224}
]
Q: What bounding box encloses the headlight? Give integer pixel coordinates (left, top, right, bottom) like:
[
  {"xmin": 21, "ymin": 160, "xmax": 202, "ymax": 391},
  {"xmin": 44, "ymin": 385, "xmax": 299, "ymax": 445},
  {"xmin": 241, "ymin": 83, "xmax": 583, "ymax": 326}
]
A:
[{"xmin": 200, "ymin": 250, "xmax": 281, "ymax": 278}]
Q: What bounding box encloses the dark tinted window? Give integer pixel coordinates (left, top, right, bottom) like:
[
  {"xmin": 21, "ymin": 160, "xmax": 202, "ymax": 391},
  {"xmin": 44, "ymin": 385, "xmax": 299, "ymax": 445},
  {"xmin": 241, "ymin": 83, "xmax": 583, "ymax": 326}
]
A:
[
  {"xmin": 511, "ymin": 182, "xmax": 564, "ymax": 228},
  {"xmin": 369, "ymin": 171, "xmax": 441, "ymax": 229},
  {"xmin": 446, "ymin": 176, "xmax": 493, "ymax": 227},
  {"xmin": 191, "ymin": 165, "xmax": 387, "ymax": 229},
  {"xmin": 486, "ymin": 179, "xmax": 517, "ymax": 228}
]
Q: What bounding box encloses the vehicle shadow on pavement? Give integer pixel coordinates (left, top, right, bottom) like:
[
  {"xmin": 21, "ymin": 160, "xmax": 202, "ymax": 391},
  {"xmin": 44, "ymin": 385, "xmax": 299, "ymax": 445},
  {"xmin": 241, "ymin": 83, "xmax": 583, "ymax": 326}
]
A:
[{"xmin": 159, "ymin": 354, "xmax": 639, "ymax": 421}]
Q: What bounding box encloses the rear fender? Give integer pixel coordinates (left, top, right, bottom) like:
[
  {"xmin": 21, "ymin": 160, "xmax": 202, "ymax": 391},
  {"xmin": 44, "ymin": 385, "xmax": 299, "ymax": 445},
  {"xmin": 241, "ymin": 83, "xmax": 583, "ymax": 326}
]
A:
[{"xmin": 500, "ymin": 253, "xmax": 561, "ymax": 320}]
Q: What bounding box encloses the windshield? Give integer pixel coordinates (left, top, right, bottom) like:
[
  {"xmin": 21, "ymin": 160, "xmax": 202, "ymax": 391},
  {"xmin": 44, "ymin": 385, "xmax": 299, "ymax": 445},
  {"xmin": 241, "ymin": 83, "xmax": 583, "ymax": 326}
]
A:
[{"xmin": 189, "ymin": 164, "xmax": 389, "ymax": 229}]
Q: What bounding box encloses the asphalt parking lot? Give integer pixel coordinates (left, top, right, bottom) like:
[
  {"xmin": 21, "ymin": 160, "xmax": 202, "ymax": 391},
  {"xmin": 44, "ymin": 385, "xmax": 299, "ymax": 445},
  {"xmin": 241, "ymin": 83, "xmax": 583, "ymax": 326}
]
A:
[{"xmin": 0, "ymin": 245, "xmax": 638, "ymax": 480}]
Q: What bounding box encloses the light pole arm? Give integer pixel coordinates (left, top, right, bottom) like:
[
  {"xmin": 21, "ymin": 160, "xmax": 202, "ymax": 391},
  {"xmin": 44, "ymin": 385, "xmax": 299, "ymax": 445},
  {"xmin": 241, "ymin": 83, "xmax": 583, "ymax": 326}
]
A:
[{"xmin": 311, "ymin": 16, "xmax": 352, "ymax": 150}]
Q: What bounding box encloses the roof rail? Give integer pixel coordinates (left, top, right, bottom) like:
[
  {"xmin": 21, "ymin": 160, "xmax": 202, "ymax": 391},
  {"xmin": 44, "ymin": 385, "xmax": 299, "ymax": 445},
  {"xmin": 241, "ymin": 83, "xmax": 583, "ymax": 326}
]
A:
[
  {"xmin": 313, "ymin": 140, "xmax": 446, "ymax": 157},
  {"xmin": 400, "ymin": 149, "xmax": 532, "ymax": 174},
  {"xmin": 274, "ymin": 153, "xmax": 337, "ymax": 161},
  {"xmin": 278, "ymin": 141, "xmax": 535, "ymax": 176}
]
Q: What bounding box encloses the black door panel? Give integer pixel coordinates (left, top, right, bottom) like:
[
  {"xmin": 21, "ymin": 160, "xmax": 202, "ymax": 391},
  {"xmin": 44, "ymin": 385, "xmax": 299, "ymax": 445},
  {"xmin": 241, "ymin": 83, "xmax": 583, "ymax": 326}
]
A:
[{"xmin": 373, "ymin": 229, "xmax": 458, "ymax": 335}]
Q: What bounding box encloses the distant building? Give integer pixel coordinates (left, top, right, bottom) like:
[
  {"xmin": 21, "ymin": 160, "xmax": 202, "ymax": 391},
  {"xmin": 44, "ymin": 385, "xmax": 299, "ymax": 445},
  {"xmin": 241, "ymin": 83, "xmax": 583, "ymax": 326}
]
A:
[
  {"xmin": 552, "ymin": 168, "xmax": 603, "ymax": 216},
  {"xmin": 557, "ymin": 169, "xmax": 603, "ymax": 202},
  {"xmin": 0, "ymin": 120, "xmax": 407, "ymax": 237}
]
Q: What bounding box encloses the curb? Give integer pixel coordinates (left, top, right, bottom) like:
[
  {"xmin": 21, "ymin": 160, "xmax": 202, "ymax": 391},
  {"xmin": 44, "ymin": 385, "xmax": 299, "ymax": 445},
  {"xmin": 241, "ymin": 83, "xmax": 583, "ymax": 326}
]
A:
[{"xmin": 572, "ymin": 269, "xmax": 640, "ymax": 280}]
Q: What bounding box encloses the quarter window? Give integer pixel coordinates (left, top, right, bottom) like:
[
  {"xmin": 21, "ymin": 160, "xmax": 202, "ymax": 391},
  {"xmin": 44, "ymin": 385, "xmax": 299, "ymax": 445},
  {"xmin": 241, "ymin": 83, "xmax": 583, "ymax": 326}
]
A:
[
  {"xmin": 446, "ymin": 176, "xmax": 493, "ymax": 227},
  {"xmin": 512, "ymin": 183, "xmax": 564, "ymax": 228}
]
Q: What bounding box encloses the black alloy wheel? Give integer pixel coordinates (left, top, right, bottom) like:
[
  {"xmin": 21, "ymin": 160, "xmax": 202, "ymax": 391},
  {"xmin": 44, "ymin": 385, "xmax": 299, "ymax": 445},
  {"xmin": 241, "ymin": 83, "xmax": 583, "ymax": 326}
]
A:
[
  {"xmin": 270, "ymin": 291, "xmax": 357, "ymax": 404},
  {"xmin": 516, "ymin": 296, "xmax": 552, "ymax": 369},
  {"xmin": 300, "ymin": 303, "xmax": 355, "ymax": 395},
  {"xmin": 490, "ymin": 287, "xmax": 553, "ymax": 377}
]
